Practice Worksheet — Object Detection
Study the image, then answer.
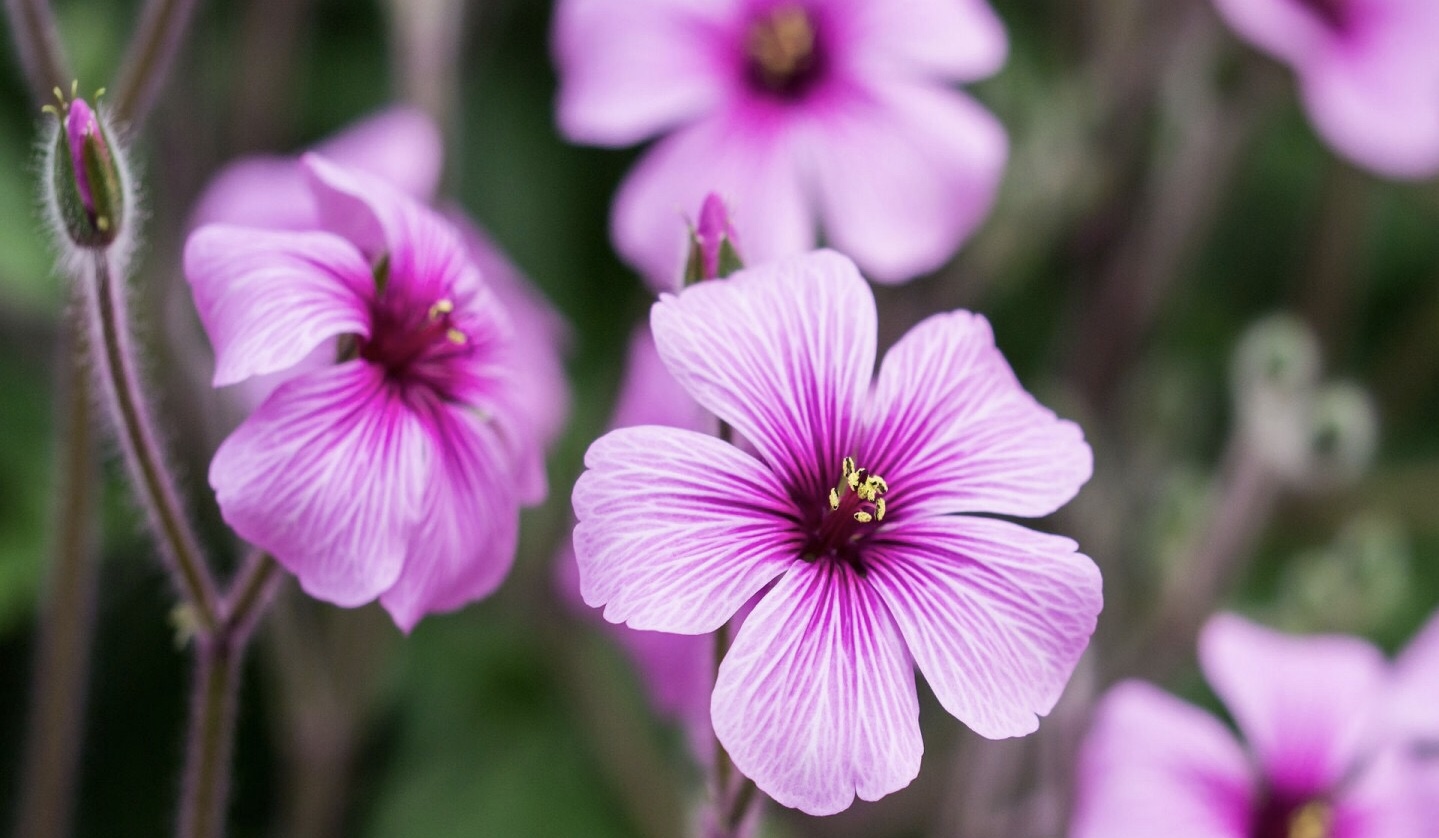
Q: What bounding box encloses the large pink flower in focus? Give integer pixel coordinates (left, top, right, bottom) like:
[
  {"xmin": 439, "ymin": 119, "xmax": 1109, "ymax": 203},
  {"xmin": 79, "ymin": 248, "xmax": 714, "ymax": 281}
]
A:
[
  {"xmin": 573, "ymin": 250, "xmax": 1101, "ymax": 814},
  {"xmin": 1211, "ymin": 0, "xmax": 1439, "ymax": 178},
  {"xmin": 1073, "ymin": 614, "xmax": 1428, "ymax": 838},
  {"xmin": 186, "ymin": 155, "xmax": 544, "ymax": 631},
  {"xmin": 554, "ymin": 0, "xmax": 1010, "ymax": 287}
]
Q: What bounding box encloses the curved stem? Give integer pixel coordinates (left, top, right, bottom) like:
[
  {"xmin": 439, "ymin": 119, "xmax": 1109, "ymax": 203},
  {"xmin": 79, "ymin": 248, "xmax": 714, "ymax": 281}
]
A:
[
  {"xmin": 113, "ymin": 0, "xmax": 202, "ymax": 126},
  {"xmin": 87, "ymin": 249, "xmax": 220, "ymax": 631},
  {"xmin": 3, "ymin": 0, "xmax": 71, "ymax": 104},
  {"xmin": 13, "ymin": 306, "xmax": 100, "ymax": 838}
]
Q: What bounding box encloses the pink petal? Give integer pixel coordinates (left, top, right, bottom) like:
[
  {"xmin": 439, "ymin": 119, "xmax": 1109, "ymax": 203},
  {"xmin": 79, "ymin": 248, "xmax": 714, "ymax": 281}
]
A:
[
  {"xmin": 188, "ymin": 106, "xmax": 442, "ymax": 231},
  {"xmin": 553, "ymin": 0, "xmax": 731, "ymax": 146},
  {"xmin": 711, "ymin": 561, "xmax": 921, "ymax": 815},
  {"xmin": 1330, "ymin": 746, "xmax": 1428, "ymax": 838},
  {"xmin": 302, "ymin": 153, "xmax": 483, "ymax": 301},
  {"xmin": 572, "ymin": 425, "xmax": 799, "ymax": 633},
  {"xmin": 843, "ymin": 0, "xmax": 1008, "ymax": 82},
  {"xmin": 864, "ymin": 515, "xmax": 1102, "ymax": 738},
  {"xmin": 1199, "ymin": 613, "xmax": 1389, "ymax": 796},
  {"xmin": 808, "ymin": 81, "xmax": 1007, "ymax": 283},
  {"xmin": 611, "ymin": 324, "xmax": 714, "ymax": 433},
  {"xmin": 612, "ymin": 114, "xmax": 811, "ymax": 291},
  {"xmin": 1300, "ymin": 37, "xmax": 1439, "ymax": 179},
  {"xmin": 184, "ymin": 225, "xmax": 374, "ymax": 387},
  {"xmin": 448, "ymin": 209, "xmax": 573, "ymax": 503},
  {"xmin": 210, "ymin": 362, "xmax": 432, "ymax": 606},
  {"xmin": 1210, "ymin": 0, "xmax": 1337, "ymax": 67},
  {"xmin": 380, "ymin": 402, "xmax": 520, "ymax": 632},
  {"xmin": 1392, "ymin": 610, "xmax": 1439, "ymax": 741},
  {"xmin": 1071, "ymin": 680, "xmax": 1254, "ymax": 838},
  {"xmin": 650, "ymin": 250, "xmax": 874, "ymax": 496},
  {"xmin": 315, "ymin": 106, "xmax": 443, "ymax": 203},
  {"xmin": 188, "ymin": 158, "xmax": 317, "ymax": 231},
  {"xmin": 864, "ymin": 309, "xmax": 1091, "ymax": 518}
]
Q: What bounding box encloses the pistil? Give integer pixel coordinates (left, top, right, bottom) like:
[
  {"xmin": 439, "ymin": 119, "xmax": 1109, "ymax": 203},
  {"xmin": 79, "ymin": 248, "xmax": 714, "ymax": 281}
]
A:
[{"xmin": 744, "ymin": 4, "xmax": 823, "ymax": 98}]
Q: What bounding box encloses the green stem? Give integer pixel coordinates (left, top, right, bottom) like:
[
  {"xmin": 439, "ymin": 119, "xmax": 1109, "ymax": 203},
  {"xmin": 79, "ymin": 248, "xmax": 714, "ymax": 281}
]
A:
[
  {"xmin": 12, "ymin": 306, "xmax": 100, "ymax": 838},
  {"xmin": 2, "ymin": 0, "xmax": 71, "ymax": 103},
  {"xmin": 89, "ymin": 250, "xmax": 220, "ymax": 631},
  {"xmin": 113, "ymin": 0, "xmax": 202, "ymax": 126},
  {"xmin": 176, "ymin": 636, "xmax": 239, "ymax": 838}
]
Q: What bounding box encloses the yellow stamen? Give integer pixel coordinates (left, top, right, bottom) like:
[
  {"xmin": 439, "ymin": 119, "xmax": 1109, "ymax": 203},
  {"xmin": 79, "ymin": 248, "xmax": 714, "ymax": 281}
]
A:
[
  {"xmin": 875, "ymin": 498, "xmax": 886, "ymax": 521},
  {"xmin": 445, "ymin": 328, "xmax": 467, "ymax": 345},
  {"xmin": 429, "ymin": 298, "xmax": 455, "ymax": 319},
  {"xmin": 853, "ymin": 511, "xmax": 873, "ymax": 524},
  {"xmin": 828, "ymin": 488, "xmax": 839, "ymax": 510}
]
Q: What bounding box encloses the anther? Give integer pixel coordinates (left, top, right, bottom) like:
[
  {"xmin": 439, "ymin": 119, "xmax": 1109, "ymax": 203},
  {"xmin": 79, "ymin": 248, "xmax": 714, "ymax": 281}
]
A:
[
  {"xmin": 429, "ymin": 298, "xmax": 455, "ymax": 319},
  {"xmin": 445, "ymin": 328, "xmax": 467, "ymax": 345}
]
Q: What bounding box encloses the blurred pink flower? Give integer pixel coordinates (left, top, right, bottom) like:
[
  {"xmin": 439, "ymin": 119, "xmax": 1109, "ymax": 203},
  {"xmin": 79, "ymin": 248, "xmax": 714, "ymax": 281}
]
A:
[
  {"xmin": 554, "ymin": 0, "xmax": 1010, "ymax": 287},
  {"xmin": 557, "ymin": 327, "xmax": 716, "ymax": 755},
  {"xmin": 573, "ymin": 250, "xmax": 1099, "ymax": 814},
  {"xmin": 1211, "ymin": 0, "xmax": 1439, "ymax": 178},
  {"xmin": 1073, "ymin": 613, "xmax": 1428, "ymax": 838},
  {"xmin": 186, "ymin": 156, "xmax": 550, "ymax": 631}
]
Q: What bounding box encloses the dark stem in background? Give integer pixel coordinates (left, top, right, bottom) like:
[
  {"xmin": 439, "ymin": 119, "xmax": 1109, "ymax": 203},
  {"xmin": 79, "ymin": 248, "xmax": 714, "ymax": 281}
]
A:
[
  {"xmin": 1126, "ymin": 435, "xmax": 1280, "ymax": 681},
  {"xmin": 12, "ymin": 307, "xmax": 101, "ymax": 838},
  {"xmin": 88, "ymin": 251, "xmax": 221, "ymax": 631},
  {"xmin": 1296, "ymin": 161, "xmax": 1371, "ymax": 358},
  {"xmin": 2, "ymin": 0, "xmax": 70, "ymax": 100},
  {"xmin": 113, "ymin": 0, "xmax": 203, "ymax": 126},
  {"xmin": 1067, "ymin": 29, "xmax": 1280, "ymax": 414},
  {"xmin": 176, "ymin": 550, "xmax": 280, "ymax": 838}
]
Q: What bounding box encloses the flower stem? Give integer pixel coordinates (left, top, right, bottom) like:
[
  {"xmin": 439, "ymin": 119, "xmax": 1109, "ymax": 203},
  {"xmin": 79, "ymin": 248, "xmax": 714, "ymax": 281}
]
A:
[
  {"xmin": 2, "ymin": 0, "xmax": 71, "ymax": 103},
  {"xmin": 176, "ymin": 550, "xmax": 279, "ymax": 838},
  {"xmin": 12, "ymin": 307, "xmax": 101, "ymax": 838},
  {"xmin": 113, "ymin": 0, "xmax": 203, "ymax": 126},
  {"xmin": 87, "ymin": 249, "xmax": 220, "ymax": 632}
]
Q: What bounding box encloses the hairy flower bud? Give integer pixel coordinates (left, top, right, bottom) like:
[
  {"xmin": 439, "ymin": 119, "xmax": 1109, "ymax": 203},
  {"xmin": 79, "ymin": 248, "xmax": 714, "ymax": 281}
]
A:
[
  {"xmin": 45, "ymin": 88, "xmax": 126, "ymax": 248},
  {"xmin": 683, "ymin": 193, "xmax": 743, "ymax": 285}
]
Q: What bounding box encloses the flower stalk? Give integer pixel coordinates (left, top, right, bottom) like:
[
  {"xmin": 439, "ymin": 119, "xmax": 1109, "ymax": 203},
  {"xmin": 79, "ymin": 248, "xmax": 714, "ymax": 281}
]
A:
[
  {"xmin": 113, "ymin": 0, "xmax": 203, "ymax": 125},
  {"xmin": 86, "ymin": 249, "xmax": 220, "ymax": 631}
]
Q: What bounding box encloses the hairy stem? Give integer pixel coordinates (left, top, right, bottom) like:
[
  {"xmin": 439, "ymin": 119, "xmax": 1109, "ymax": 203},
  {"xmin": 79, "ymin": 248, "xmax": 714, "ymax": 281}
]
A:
[
  {"xmin": 2, "ymin": 0, "xmax": 70, "ymax": 103},
  {"xmin": 113, "ymin": 0, "xmax": 203, "ymax": 126},
  {"xmin": 87, "ymin": 250, "xmax": 220, "ymax": 631},
  {"xmin": 177, "ymin": 551, "xmax": 279, "ymax": 838},
  {"xmin": 12, "ymin": 308, "xmax": 100, "ymax": 838}
]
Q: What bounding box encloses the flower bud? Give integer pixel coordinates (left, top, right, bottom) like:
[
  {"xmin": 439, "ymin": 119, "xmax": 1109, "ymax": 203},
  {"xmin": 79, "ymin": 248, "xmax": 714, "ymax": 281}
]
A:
[
  {"xmin": 46, "ymin": 90, "xmax": 125, "ymax": 248},
  {"xmin": 684, "ymin": 193, "xmax": 743, "ymax": 284}
]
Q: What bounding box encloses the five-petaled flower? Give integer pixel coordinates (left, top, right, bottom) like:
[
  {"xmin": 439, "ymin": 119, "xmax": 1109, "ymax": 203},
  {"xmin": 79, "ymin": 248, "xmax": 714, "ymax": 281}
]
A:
[
  {"xmin": 572, "ymin": 250, "xmax": 1101, "ymax": 814},
  {"xmin": 185, "ymin": 154, "xmax": 546, "ymax": 631},
  {"xmin": 1210, "ymin": 0, "xmax": 1439, "ymax": 178},
  {"xmin": 554, "ymin": 0, "xmax": 1010, "ymax": 287},
  {"xmin": 1073, "ymin": 613, "xmax": 1432, "ymax": 838}
]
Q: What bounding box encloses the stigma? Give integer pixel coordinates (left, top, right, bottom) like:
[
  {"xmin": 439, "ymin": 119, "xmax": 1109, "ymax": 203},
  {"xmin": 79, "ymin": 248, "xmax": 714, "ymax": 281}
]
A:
[
  {"xmin": 744, "ymin": 4, "xmax": 823, "ymax": 98},
  {"xmin": 1287, "ymin": 802, "xmax": 1332, "ymax": 838}
]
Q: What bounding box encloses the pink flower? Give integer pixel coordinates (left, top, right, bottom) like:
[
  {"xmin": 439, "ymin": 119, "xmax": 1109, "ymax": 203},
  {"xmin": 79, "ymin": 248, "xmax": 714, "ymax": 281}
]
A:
[
  {"xmin": 1072, "ymin": 614, "xmax": 1427, "ymax": 838},
  {"xmin": 185, "ymin": 155, "xmax": 546, "ymax": 631},
  {"xmin": 1211, "ymin": 0, "xmax": 1439, "ymax": 178},
  {"xmin": 554, "ymin": 0, "xmax": 1009, "ymax": 287},
  {"xmin": 572, "ymin": 250, "xmax": 1100, "ymax": 814},
  {"xmin": 186, "ymin": 108, "xmax": 570, "ymax": 497}
]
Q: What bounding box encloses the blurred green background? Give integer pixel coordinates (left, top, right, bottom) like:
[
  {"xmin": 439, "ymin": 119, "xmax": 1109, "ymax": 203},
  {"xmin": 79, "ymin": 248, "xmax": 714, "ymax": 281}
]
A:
[{"xmin": 2, "ymin": 1, "xmax": 1439, "ymax": 836}]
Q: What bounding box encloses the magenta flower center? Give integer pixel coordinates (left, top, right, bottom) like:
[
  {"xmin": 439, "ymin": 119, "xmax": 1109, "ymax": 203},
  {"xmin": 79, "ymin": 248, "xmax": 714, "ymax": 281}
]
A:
[
  {"xmin": 802, "ymin": 457, "xmax": 888, "ymax": 573},
  {"xmin": 744, "ymin": 4, "xmax": 825, "ymax": 99},
  {"xmin": 1296, "ymin": 0, "xmax": 1350, "ymax": 31},
  {"xmin": 360, "ymin": 294, "xmax": 470, "ymax": 382},
  {"xmin": 1251, "ymin": 795, "xmax": 1334, "ymax": 838}
]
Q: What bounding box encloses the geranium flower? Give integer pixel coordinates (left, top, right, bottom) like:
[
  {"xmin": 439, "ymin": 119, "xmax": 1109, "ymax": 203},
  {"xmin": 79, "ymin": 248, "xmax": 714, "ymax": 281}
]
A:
[
  {"xmin": 185, "ymin": 155, "xmax": 546, "ymax": 630},
  {"xmin": 554, "ymin": 0, "xmax": 1010, "ymax": 286},
  {"xmin": 1211, "ymin": 0, "xmax": 1439, "ymax": 178},
  {"xmin": 1073, "ymin": 613, "xmax": 1426, "ymax": 838},
  {"xmin": 573, "ymin": 250, "xmax": 1100, "ymax": 813}
]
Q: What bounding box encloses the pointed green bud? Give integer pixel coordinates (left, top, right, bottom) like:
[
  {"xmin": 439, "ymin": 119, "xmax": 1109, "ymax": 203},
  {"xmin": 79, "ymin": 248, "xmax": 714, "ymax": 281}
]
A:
[
  {"xmin": 683, "ymin": 193, "xmax": 744, "ymax": 286},
  {"xmin": 48, "ymin": 92, "xmax": 125, "ymax": 248}
]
